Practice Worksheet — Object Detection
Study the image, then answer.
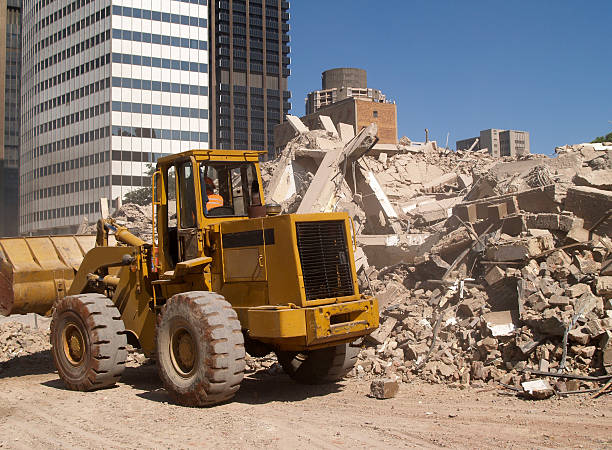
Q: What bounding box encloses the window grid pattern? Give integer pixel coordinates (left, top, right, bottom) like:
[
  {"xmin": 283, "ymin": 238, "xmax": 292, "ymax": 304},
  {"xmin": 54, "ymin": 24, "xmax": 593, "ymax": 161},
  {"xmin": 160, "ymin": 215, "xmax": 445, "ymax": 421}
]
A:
[{"xmin": 20, "ymin": 0, "xmax": 209, "ymax": 234}]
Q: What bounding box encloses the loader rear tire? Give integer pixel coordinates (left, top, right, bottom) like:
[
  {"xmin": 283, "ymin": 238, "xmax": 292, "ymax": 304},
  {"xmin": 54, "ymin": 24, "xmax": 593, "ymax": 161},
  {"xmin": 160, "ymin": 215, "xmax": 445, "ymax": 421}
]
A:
[
  {"xmin": 156, "ymin": 291, "xmax": 245, "ymax": 406},
  {"xmin": 276, "ymin": 343, "xmax": 360, "ymax": 384},
  {"xmin": 50, "ymin": 294, "xmax": 127, "ymax": 391}
]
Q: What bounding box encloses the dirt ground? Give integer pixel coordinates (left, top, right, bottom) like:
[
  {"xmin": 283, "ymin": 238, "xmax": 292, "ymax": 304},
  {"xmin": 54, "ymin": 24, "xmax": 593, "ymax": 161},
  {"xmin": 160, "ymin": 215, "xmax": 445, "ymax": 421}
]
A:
[{"xmin": 0, "ymin": 347, "xmax": 610, "ymax": 449}]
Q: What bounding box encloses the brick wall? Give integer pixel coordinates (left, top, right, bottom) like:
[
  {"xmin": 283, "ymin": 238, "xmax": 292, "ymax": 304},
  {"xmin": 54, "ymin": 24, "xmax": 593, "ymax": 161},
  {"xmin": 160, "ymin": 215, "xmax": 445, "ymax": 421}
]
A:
[{"xmin": 355, "ymin": 100, "xmax": 397, "ymax": 144}]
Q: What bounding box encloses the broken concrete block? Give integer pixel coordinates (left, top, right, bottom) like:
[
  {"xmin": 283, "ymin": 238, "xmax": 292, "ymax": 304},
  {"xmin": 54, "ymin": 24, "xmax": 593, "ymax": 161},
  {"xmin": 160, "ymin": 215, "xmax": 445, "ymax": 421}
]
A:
[
  {"xmin": 568, "ymin": 329, "xmax": 590, "ymax": 345},
  {"xmin": 353, "ymin": 247, "xmax": 369, "ymax": 273},
  {"xmin": 318, "ymin": 115, "xmax": 338, "ymax": 137},
  {"xmin": 286, "ymin": 115, "xmax": 309, "ymax": 134},
  {"xmin": 539, "ymin": 358, "xmax": 550, "ymax": 372},
  {"xmin": 565, "ymin": 186, "xmax": 612, "ymax": 235},
  {"xmin": 574, "ymin": 170, "xmax": 612, "ymax": 191},
  {"xmin": 457, "ymin": 297, "xmax": 485, "ymax": 318},
  {"xmin": 548, "ymin": 295, "xmax": 570, "ymax": 307},
  {"xmin": 584, "ymin": 319, "xmax": 606, "ymax": 338},
  {"xmin": 483, "ymin": 310, "xmax": 518, "ymax": 337},
  {"xmin": 526, "ymin": 213, "xmax": 559, "ymax": 230},
  {"xmin": 368, "ymin": 317, "xmax": 397, "ymax": 345},
  {"xmin": 530, "ymin": 229, "xmax": 555, "ymax": 251},
  {"xmin": 580, "ymin": 346, "xmax": 597, "ymax": 358},
  {"xmin": 376, "ymin": 281, "xmax": 406, "ymax": 309},
  {"xmin": 421, "ymin": 172, "xmax": 459, "ymax": 193},
  {"xmin": 370, "ymin": 378, "xmax": 399, "ymax": 399},
  {"xmin": 528, "ymin": 313, "xmax": 566, "ymax": 336},
  {"xmin": 522, "ymin": 379, "xmax": 554, "ymax": 400},
  {"xmin": 596, "ymin": 276, "xmax": 612, "ymax": 298},
  {"xmin": 457, "ymin": 174, "xmax": 473, "ymax": 190},
  {"xmin": 484, "ymin": 266, "xmax": 506, "ymax": 286},
  {"xmin": 601, "ymin": 258, "xmax": 612, "ymax": 276},
  {"xmin": 338, "ymin": 122, "xmax": 355, "ymax": 144},
  {"xmin": 558, "ymin": 215, "xmax": 585, "ymax": 232},
  {"xmin": 518, "ymin": 339, "xmax": 540, "ymax": 356},
  {"xmin": 487, "ymin": 203, "xmax": 508, "ymax": 221},
  {"xmin": 454, "ymin": 203, "xmax": 478, "ymax": 224},
  {"xmin": 566, "ymin": 226, "xmax": 590, "ymax": 244},
  {"xmin": 565, "ymin": 283, "xmax": 591, "ymax": 298},
  {"xmin": 574, "ymin": 254, "xmax": 600, "ymax": 275},
  {"xmin": 489, "ymin": 238, "xmax": 542, "ymax": 262},
  {"xmin": 546, "ymin": 250, "xmax": 572, "ymax": 270},
  {"xmin": 404, "ymin": 342, "xmax": 429, "ymax": 361},
  {"xmin": 501, "ymin": 214, "xmax": 527, "ymax": 236}
]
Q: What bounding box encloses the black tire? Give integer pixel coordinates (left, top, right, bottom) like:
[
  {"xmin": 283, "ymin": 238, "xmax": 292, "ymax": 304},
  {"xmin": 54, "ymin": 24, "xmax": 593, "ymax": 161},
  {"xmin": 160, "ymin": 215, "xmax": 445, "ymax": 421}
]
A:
[
  {"xmin": 276, "ymin": 343, "xmax": 360, "ymax": 384},
  {"xmin": 156, "ymin": 291, "xmax": 245, "ymax": 406},
  {"xmin": 50, "ymin": 294, "xmax": 127, "ymax": 391}
]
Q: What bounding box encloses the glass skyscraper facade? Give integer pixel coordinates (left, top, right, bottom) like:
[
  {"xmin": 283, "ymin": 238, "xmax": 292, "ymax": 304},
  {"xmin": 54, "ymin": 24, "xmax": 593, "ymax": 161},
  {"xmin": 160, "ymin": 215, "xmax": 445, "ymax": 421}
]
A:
[
  {"xmin": 0, "ymin": 0, "xmax": 21, "ymax": 237},
  {"xmin": 209, "ymin": 0, "xmax": 291, "ymax": 155},
  {"xmin": 20, "ymin": 0, "xmax": 210, "ymax": 235}
]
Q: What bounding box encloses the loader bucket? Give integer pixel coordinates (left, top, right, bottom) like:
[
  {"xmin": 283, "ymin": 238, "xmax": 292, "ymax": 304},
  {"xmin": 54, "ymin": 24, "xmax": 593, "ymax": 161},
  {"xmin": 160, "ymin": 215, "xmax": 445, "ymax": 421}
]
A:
[{"xmin": 0, "ymin": 235, "xmax": 97, "ymax": 316}]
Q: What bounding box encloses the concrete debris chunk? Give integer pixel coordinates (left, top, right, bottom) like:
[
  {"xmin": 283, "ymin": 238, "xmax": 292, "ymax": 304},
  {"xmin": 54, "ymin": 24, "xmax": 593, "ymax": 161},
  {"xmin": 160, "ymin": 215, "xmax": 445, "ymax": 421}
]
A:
[
  {"xmin": 521, "ymin": 379, "xmax": 554, "ymax": 400},
  {"xmin": 370, "ymin": 378, "xmax": 399, "ymax": 399},
  {"xmin": 246, "ymin": 127, "xmax": 612, "ymax": 390}
]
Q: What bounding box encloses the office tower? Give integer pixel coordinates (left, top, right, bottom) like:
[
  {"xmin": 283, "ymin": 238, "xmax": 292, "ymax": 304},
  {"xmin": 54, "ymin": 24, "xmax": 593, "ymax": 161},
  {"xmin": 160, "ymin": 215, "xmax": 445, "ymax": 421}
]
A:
[
  {"xmin": 0, "ymin": 0, "xmax": 21, "ymax": 237},
  {"xmin": 209, "ymin": 0, "xmax": 291, "ymax": 155},
  {"xmin": 20, "ymin": 0, "xmax": 210, "ymax": 235}
]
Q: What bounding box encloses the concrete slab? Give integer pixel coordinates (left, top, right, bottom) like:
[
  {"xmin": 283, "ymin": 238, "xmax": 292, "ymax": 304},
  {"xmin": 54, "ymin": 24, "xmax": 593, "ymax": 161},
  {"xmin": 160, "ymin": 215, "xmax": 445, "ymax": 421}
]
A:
[
  {"xmin": 338, "ymin": 123, "xmax": 355, "ymax": 144},
  {"xmin": 286, "ymin": 115, "xmax": 309, "ymax": 134},
  {"xmin": 318, "ymin": 115, "xmax": 339, "ymax": 138}
]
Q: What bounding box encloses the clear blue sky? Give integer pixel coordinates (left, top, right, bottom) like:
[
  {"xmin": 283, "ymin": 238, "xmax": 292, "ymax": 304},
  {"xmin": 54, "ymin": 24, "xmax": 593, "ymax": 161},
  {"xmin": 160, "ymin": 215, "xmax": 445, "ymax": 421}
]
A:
[{"xmin": 287, "ymin": 1, "xmax": 612, "ymax": 154}]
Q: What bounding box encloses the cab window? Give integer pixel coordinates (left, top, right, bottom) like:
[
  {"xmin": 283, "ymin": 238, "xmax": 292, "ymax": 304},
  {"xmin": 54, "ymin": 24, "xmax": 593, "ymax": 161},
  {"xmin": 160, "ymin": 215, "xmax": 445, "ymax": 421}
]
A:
[{"xmin": 200, "ymin": 162, "xmax": 259, "ymax": 217}]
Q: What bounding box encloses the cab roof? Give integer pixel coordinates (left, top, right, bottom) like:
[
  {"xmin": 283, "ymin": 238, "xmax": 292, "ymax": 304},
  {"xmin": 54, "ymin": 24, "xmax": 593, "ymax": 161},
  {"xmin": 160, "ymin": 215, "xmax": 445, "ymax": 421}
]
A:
[{"xmin": 156, "ymin": 149, "xmax": 267, "ymax": 166}]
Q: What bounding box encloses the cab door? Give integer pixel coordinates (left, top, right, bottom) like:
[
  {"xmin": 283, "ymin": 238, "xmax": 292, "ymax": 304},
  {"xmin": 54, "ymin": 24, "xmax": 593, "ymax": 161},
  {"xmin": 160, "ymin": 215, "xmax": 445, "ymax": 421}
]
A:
[{"xmin": 176, "ymin": 160, "xmax": 201, "ymax": 262}]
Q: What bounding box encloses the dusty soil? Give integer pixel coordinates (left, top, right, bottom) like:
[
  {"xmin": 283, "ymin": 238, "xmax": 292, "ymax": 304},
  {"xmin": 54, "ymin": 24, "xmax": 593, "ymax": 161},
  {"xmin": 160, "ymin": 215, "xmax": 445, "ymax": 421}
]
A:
[{"xmin": 0, "ymin": 346, "xmax": 610, "ymax": 449}]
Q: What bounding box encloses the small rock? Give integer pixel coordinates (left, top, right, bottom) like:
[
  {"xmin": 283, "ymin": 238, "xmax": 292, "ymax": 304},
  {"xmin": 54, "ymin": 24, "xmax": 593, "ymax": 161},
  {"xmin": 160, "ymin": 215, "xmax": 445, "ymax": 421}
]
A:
[
  {"xmin": 566, "ymin": 283, "xmax": 591, "ymax": 298},
  {"xmin": 568, "ymin": 328, "xmax": 590, "ymax": 345},
  {"xmin": 370, "ymin": 378, "xmax": 399, "ymax": 399}
]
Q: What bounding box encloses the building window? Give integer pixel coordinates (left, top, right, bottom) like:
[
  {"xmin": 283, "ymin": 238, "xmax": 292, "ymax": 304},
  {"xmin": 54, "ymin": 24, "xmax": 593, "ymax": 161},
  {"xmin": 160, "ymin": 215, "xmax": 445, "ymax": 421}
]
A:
[{"xmin": 373, "ymin": 110, "xmax": 378, "ymax": 118}]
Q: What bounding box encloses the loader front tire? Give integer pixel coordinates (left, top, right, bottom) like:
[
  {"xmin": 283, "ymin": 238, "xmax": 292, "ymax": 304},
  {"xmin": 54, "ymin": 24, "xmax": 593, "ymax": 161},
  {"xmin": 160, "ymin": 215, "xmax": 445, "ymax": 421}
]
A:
[
  {"xmin": 156, "ymin": 292, "xmax": 245, "ymax": 406},
  {"xmin": 50, "ymin": 294, "xmax": 127, "ymax": 391},
  {"xmin": 276, "ymin": 343, "xmax": 359, "ymax": 384}
]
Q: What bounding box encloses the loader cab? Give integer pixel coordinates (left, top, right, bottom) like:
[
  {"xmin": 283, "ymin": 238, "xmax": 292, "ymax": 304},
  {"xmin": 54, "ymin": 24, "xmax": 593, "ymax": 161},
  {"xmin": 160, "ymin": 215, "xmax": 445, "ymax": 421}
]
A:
[{"xmin": 154, "ymin": 150, "xmax": 266, "ymax": 272}]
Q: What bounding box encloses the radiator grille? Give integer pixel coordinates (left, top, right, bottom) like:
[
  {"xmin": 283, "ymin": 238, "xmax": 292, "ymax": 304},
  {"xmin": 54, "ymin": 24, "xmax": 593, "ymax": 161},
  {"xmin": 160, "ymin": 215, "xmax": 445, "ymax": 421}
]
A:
[{"xmin": 295, "ymin": 221, "xmax": 354, "ymax": 301}]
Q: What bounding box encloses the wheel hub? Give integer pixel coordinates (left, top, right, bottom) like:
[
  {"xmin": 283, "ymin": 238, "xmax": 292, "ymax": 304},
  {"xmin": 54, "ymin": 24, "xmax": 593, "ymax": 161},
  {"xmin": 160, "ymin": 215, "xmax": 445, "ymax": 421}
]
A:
[
  {"xmin": 171, "ymin": 328, "xmax": 196, "ymax": 377},
  {"xmin": 62, "ymin": 323, "xmax": 85, "ymax": 365}
]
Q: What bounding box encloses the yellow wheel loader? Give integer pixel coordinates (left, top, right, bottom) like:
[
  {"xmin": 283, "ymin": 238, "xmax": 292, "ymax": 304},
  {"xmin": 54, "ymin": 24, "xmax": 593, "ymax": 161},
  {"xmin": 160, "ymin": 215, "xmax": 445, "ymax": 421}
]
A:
[{"xmin": 0, "ymin": 149, "xmax": 379, "ymax": 406}]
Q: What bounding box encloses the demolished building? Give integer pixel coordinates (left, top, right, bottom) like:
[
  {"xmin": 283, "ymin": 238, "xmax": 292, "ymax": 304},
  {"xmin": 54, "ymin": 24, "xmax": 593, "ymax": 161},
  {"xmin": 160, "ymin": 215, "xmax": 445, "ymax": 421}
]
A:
[{"xmin": 262, "ymin": 115, "xmax": 612, "ymax": 395}]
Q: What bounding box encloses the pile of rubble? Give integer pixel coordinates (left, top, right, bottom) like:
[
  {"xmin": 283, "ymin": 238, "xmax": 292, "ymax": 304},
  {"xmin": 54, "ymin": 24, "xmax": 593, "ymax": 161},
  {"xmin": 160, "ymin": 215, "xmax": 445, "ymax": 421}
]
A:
[
  {"xmin": 267, "ymin": 116, "xmax": 612, "ymax": 396},
  {"xmin": 82, "ymin": 202, "xmax": 155, "ymax": 242},
  {"xmin": 0, "ymin": 322, "xmax": 50, "ymax": 363}
]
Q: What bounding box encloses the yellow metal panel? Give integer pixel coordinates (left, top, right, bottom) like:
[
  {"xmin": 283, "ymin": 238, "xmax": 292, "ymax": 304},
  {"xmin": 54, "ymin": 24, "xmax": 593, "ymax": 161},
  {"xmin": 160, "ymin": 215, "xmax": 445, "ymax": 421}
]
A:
[
  {"xmin": 0, "ymin": 238, "xmax": 40, "ymax": 272},
  {"xmin": 25, "ymin": 237, "xmax": 71, "ymax": 274},
  {"xmin": 247, "ymin": 307, "xmax": 307, "ymax": 338},
  {"xmin": 223, "ymin": 247, "xmax": 265, "ymax": 281},
  {"xmin": 74, "ymin": 235, "xmax": 97, "ymax": 254},
  {"xmin": 50, "ymin": 236, "xmax": 87, "ymax": 271},
  {"xmin": 0, "ymin": 237, "xmax": 66, "ymax": 316},
  {"xmin": 220, "ymin": 282, "xmax": 268, "ymax": 309}
]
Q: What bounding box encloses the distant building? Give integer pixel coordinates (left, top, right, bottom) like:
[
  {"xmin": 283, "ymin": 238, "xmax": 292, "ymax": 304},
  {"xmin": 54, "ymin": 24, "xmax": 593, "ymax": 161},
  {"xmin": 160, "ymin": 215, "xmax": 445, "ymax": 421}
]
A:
[
  {"xmin": 274, "ymin": 96, "xmax": 397, "ymax": 150},
  {"xmin": 305, "ymin": 68, "xmax": 389, "ymax": 115},
  {"xmin": 456, "ymin": 129, "xmax": 530, "ymax": 157},
  {"xmin": 0, "ymin": 0, "xmax": 20, "ymax": 237},
  {"xmin": 208, "ymin": 0, "xmax": 292, "ymax": 155}
]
